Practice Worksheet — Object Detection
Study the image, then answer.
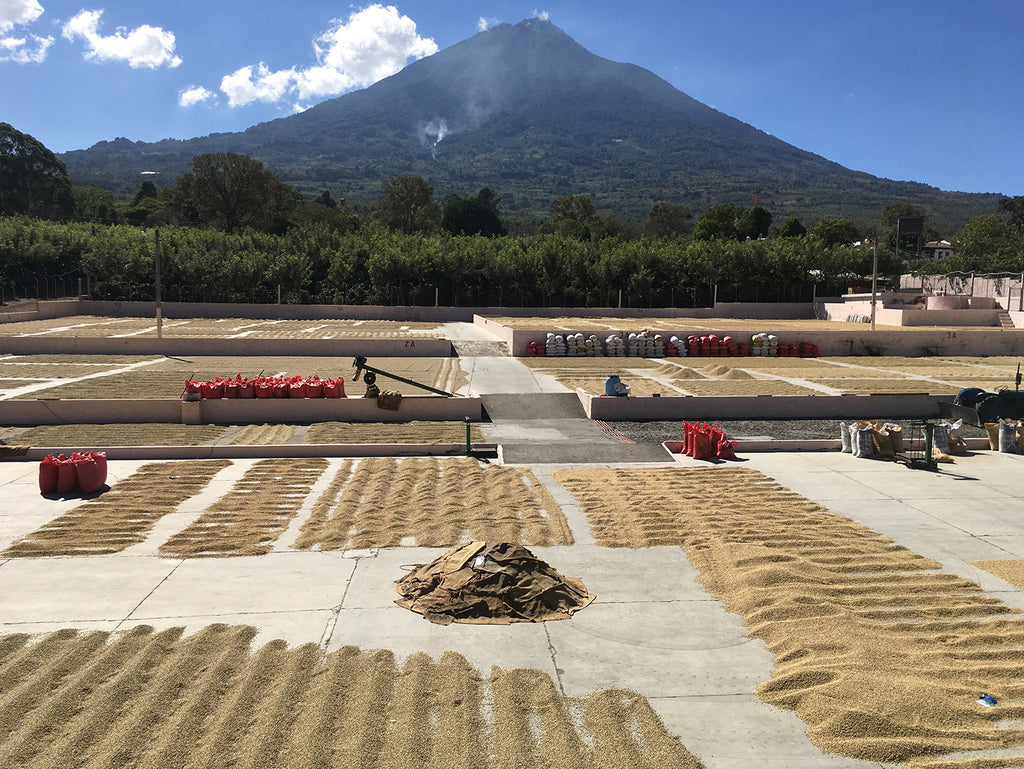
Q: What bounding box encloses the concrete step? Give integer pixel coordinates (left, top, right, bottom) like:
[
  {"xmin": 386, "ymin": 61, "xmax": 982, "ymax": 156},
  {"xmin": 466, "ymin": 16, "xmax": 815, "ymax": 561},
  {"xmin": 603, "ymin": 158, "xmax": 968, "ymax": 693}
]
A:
[{"xmin": 996, "ymin": 310, "xmax": 1016, "ymax": 328}]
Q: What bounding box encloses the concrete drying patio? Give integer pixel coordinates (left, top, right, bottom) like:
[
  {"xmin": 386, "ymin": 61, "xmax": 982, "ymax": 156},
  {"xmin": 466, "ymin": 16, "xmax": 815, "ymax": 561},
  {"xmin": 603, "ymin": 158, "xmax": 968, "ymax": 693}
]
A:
[
  {"xmin": 4, "ymin": 314, "xmax": 1024, "ymax": 767},
  {"xmin": 3, "ymin": 449, "xmax": 1024, "ymax": 768}
]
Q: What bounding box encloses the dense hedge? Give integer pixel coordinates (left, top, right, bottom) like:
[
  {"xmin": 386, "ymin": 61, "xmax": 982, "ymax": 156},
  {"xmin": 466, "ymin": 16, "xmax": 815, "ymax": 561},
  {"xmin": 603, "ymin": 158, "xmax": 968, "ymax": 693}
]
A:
[{"xmin": 0, "ymin": 217, "xmax": 883, "ymax": 307}]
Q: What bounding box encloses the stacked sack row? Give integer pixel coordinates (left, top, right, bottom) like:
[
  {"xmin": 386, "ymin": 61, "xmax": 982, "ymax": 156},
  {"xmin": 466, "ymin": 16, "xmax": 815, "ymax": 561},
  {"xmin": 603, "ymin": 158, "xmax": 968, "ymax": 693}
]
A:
[
  {"xmin": 985, "ymin": 419, "xmax": 1024, "ymax": 453},
  {"xmin": 749, "ymin": 333, "xmax": 778, "ymax": 356},
  {"xmin": 841, "ymin": 421, "xmax": 906, "ymax": 459},
  {"xmin": 680, "ymin": 422, "xmax": 738, "ymax": 460},
  {"xmin": 841, "ymin": 420, "xmax": 968, "ymax": 460},
  {"xmin": 185, "ymin": 374, "xmax": 347, "ymax": 399},
  {"xmin": 777, "ymin": 342, "xmax": 820, "ymax": 357},
  {"xmin": 525, "ymin": 331, "xmax": 819, "ymax": 358},
  {"xmin": 39, "ymin": 451, "xmax": 107, "ymax": 495},
  {"xmin": 681, "ymin": 334, "xmax": 743, "ymax": 357},
  {"xmin": 605, "ymin": 334, "xmax": 626, "ymax": 356},
  {"xmin": 626, "ymin": 332, "xmax": 666, "ymax": 357}
]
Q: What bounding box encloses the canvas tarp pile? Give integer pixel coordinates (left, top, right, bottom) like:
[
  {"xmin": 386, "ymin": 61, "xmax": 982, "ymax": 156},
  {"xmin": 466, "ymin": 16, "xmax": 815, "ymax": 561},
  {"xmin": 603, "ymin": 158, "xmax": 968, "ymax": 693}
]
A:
[{"xmin": 395, "ymin": 541, "xmax": 595, "ymax": 625}]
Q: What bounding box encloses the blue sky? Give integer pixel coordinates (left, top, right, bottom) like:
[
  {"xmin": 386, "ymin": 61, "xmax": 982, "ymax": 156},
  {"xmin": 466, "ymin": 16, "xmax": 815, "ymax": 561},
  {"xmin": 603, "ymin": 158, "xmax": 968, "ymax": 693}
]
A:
[{"xmin": 3, "ymin": 0, "xmax": 1022, "ymax": 196}]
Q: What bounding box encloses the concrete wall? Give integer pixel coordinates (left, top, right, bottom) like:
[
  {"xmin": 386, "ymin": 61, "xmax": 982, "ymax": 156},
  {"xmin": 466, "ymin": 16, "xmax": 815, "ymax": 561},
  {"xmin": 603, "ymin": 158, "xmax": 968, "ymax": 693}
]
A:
[
  {"xmin": 494, "ymin": 321, "xmax": 1024, "ymax": 357},
  {"xmin": 819, "ymin": 299, "xmax": 1002, "ymax": 328},
  {"xmin": 2, "ymin": 299, "xmax": 814, "ymax": 325},
  {"xmin": 0, "ymin": 336, "xmax": 452, "ymax": 357},
  {"xmin": 901, "ymin": 274, "xmax": 1024, "ymax": 312},
  {"xmin": 577, "ymin": 389, "xmax": 947, "ymax": 421},
  {"xmin": 188, "ymin": 395, "xmax": 481, "ymax": 424},
  {"xmin": 0, "ymin": 399, "xmax": 183, "ymax": 426},
  {"xmin": 0, "ymin": 395, "xmax": 482, "ymax": 426}
]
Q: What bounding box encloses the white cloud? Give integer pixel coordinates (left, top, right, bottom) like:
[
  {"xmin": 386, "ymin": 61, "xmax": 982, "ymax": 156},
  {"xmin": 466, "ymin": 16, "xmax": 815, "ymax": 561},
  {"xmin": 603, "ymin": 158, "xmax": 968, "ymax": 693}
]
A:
[
  {"xmin": 221, "ymin": 62, "xmax": 296, "ymax": 107},
  {"xmin": 0, "ymin": 0, "xmax": 43, "ymax": 33},
  {"xmin": 178, "ymin": 84, "xmax": 215, "ymax": 107},
  {"xmin": 0, "ymin": 33, "xmax": 52, "ymax": 63},
  {"xmin": 0, "ymin": 0, "xmax": 51, "ymax": 63},
  {"xmin": 534, "ymin": 10, "xmax": 551, "ymax": 21},
  {"xmin": 220, "ymin": 3, "xmax": 437, "ymax": 108},
  {"xmin": 477, "ymin": 16, "xmax": 500, "ymax": 32},
  {"xmin": 62, "ymin": 9, "xmax": 181, "ymax": 69}
]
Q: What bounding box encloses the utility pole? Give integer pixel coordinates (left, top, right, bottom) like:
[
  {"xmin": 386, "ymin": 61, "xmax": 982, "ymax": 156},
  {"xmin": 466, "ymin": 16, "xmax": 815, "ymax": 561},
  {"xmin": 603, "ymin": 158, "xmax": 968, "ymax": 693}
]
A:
[
  {"xmin": 154, "ymin": 229, "xmax": 163, "ymax": 339},
  {"xmin": 870, "ymin": 240, "xmax": 878, "ymax": 332}
]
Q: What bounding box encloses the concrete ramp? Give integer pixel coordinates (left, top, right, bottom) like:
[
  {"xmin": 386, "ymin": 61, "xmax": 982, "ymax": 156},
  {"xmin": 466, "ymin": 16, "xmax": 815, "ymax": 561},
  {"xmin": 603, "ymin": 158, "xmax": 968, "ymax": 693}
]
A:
[
  {"xmin": 481, "ymin": 393, "xmax": 586, "ymax": 420},
  {"xmin": 480, "ymin": 394, "xmax": 669, "ymax": 463}
]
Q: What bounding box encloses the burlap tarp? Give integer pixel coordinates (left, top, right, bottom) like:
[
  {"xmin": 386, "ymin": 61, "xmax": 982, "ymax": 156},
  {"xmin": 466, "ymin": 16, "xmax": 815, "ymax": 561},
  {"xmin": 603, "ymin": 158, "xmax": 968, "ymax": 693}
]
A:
[{"xmin": 395, "ymin": 541, "xmax": 595, "ymax": 625}]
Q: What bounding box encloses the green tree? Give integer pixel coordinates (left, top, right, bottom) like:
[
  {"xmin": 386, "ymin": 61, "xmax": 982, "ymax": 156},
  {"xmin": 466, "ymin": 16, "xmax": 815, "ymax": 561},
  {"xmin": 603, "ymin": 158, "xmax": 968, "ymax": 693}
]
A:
[
  {"xmin": 777, "ymin": 216, "xmax": 807, "ymax": 238},
  {"xmin": 441, "ymin": 189, "xmax": 506, "ymax": 237},
  {"xmin": 643, "ymin": 202, "xmax": 692, "ymax": 238},
  {"xmin": 376, "ymin": 175, "xmax": 440, "ymax": 234},
  {"xmin": 952, "ymin": 214, "xmax": 1019, "ymax": 270},
  {"xmin": 73, "ymin": 185, "xmax": 119, "ymax": 224},
  {"xmin": 549, "ymin": 194, "xmax": 597, "ymax": 240},
  {"xmin": 693, "ymin": 203, "xmax": 743, "ymax": 241},
  {"xmin": 0, "ymin": 122, "xmax": 74, "ymax": 219},
  {"xmin": 313, "ymin": 189, "xmax": 337, "ymax": 208},
  {"xmin": 132, "ymin": 179, "xmax": 159, "ymax": 206},
  {"xmin": 166, "ymin": 153, "xmax": 297, "ymax": 234},
  {"xmin": 996, "ymin": 196, "xmax": 1024, "ymax": 233},
  {"xmin": 813, "ymin": 218, "xmax": 859, "ymax": 247},
  {"xmin": 735, "ymin": 205, "xmax": 772, "ymax": 240}
]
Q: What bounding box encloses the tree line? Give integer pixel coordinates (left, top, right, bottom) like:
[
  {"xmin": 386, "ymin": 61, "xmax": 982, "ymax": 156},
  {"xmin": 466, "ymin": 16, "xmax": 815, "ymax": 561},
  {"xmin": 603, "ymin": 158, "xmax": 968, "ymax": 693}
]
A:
[{"xmin": 0, "ymin": 216, "xmax": 885, "ymax": 306}]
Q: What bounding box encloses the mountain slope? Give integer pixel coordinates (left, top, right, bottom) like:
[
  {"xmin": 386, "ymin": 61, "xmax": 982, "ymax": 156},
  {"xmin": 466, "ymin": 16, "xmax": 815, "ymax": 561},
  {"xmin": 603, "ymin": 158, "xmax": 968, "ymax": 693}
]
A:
[{"xmin": 61, "ymin": 19, "xmax": 999, "ymax": 225}]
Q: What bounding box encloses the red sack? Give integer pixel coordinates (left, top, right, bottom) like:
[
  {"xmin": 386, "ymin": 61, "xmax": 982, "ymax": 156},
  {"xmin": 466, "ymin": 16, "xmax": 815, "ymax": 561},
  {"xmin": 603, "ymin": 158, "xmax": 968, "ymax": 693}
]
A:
[
  {"xmin": 90, "ymin": 451, "xmax": 107, "ymax": 487},
  {"xmin": 333, "ymin": 377, "xmax": 347, "ymax": 398},
  {"xmin": 692, "ymin": 430, "xmax": 713, "ymax": 460},
  {"xmin": 323, "ymin": 380, "xmax": 338, "ymax": 398},
  {"xmin": 184, "ymin": 380, "xmax": 201, "ymax": 394},
  {"xmin": 200, "ymin": 381, "xmax": 223, "ymax": 399},
  {"xmin": 255, "ymin": 381, "xmax": 274, "ymax": 398},
  {"xmin": 305, "ymin": 378, "xmax": 324, "ymax": 398},
  {"xmin": 288, "ymin": 381, "xmax": 308, "ymax": 398},
  {"xmin": 39, "ymin": 454, "xmax": 59, "ymax": 493},
  {"xmin": 273, "ymin": 382, "xmax": 289, "ymax": 398},
  {"xmin": 238, "ymin": 381, "xmax": 255, "ymax": 398},
  {"xmin": 56, "ymin": 454, "xmax": 77, "ymax": 494},
  {"xmin": 74, "ymin": 452, "xmax": 105, "ymax": 494},
  {"xmin": 716, "ymin": 436, "xmax": 738, "ymax": 460},
  {"xmin": 223, "ymin": 382, "xmax": 240, "ymax": 398}
]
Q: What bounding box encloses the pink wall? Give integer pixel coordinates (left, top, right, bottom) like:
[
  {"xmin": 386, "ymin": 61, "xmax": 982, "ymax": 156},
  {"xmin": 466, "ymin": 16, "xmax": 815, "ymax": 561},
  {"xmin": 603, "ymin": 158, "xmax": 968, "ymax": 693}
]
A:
[
  {"xmin": 0, "ymin": 337, "xmax": 452, "ymax": 357},
  {"xmin": 0, "ymin": 395, "xmax": 482, "ymax": 426},
  {"xmin": 577, "ymin": 388, "xmax": 946, "ymax": 420}
]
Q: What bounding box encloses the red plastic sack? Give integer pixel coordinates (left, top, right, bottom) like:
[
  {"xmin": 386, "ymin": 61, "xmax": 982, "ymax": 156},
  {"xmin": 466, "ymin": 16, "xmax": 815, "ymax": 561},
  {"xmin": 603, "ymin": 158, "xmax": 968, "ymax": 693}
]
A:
[
  {"xmin": 200, "ymin": 381, "xmax": 223, "ymax": 399},
  {"xmin": 74, "ymin": 452, "xmax": 105, "ymax": 494},
  {"xmin": 288, "ymin": 381, "xmax": 308, "ymax": 398},
  {"xmin": 39, "ymin": 454, "xmax": 59, "ymax": 493},
  {"xmin": 716, "ymin": 436, "xmax": 738, "ymax": 460},
  {"xmin": 56, "ymin": 455, "xmax": 78, "ymax": 494},
  {"xmin": 305, "ymin": 378, "xmax": 324, "ymax": 398},
  {"xmin": 239, "ymin": 381, "xmax": 255, "ymax": 398}
]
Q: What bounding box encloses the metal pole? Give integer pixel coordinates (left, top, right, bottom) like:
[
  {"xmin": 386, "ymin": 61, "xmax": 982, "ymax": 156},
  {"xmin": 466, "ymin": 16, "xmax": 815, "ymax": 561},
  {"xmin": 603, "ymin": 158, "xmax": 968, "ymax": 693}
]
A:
[
  {"xmin": 870, "ymin": 241, "xmax": 878, "ymax": 331},
  {"xmin": 1019, "ymin": 271, "xmax": 1023, "ymax": 312},
  {"xmin": 154, "ymin": 229, "xmax": 163, "ymax": 339}
]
